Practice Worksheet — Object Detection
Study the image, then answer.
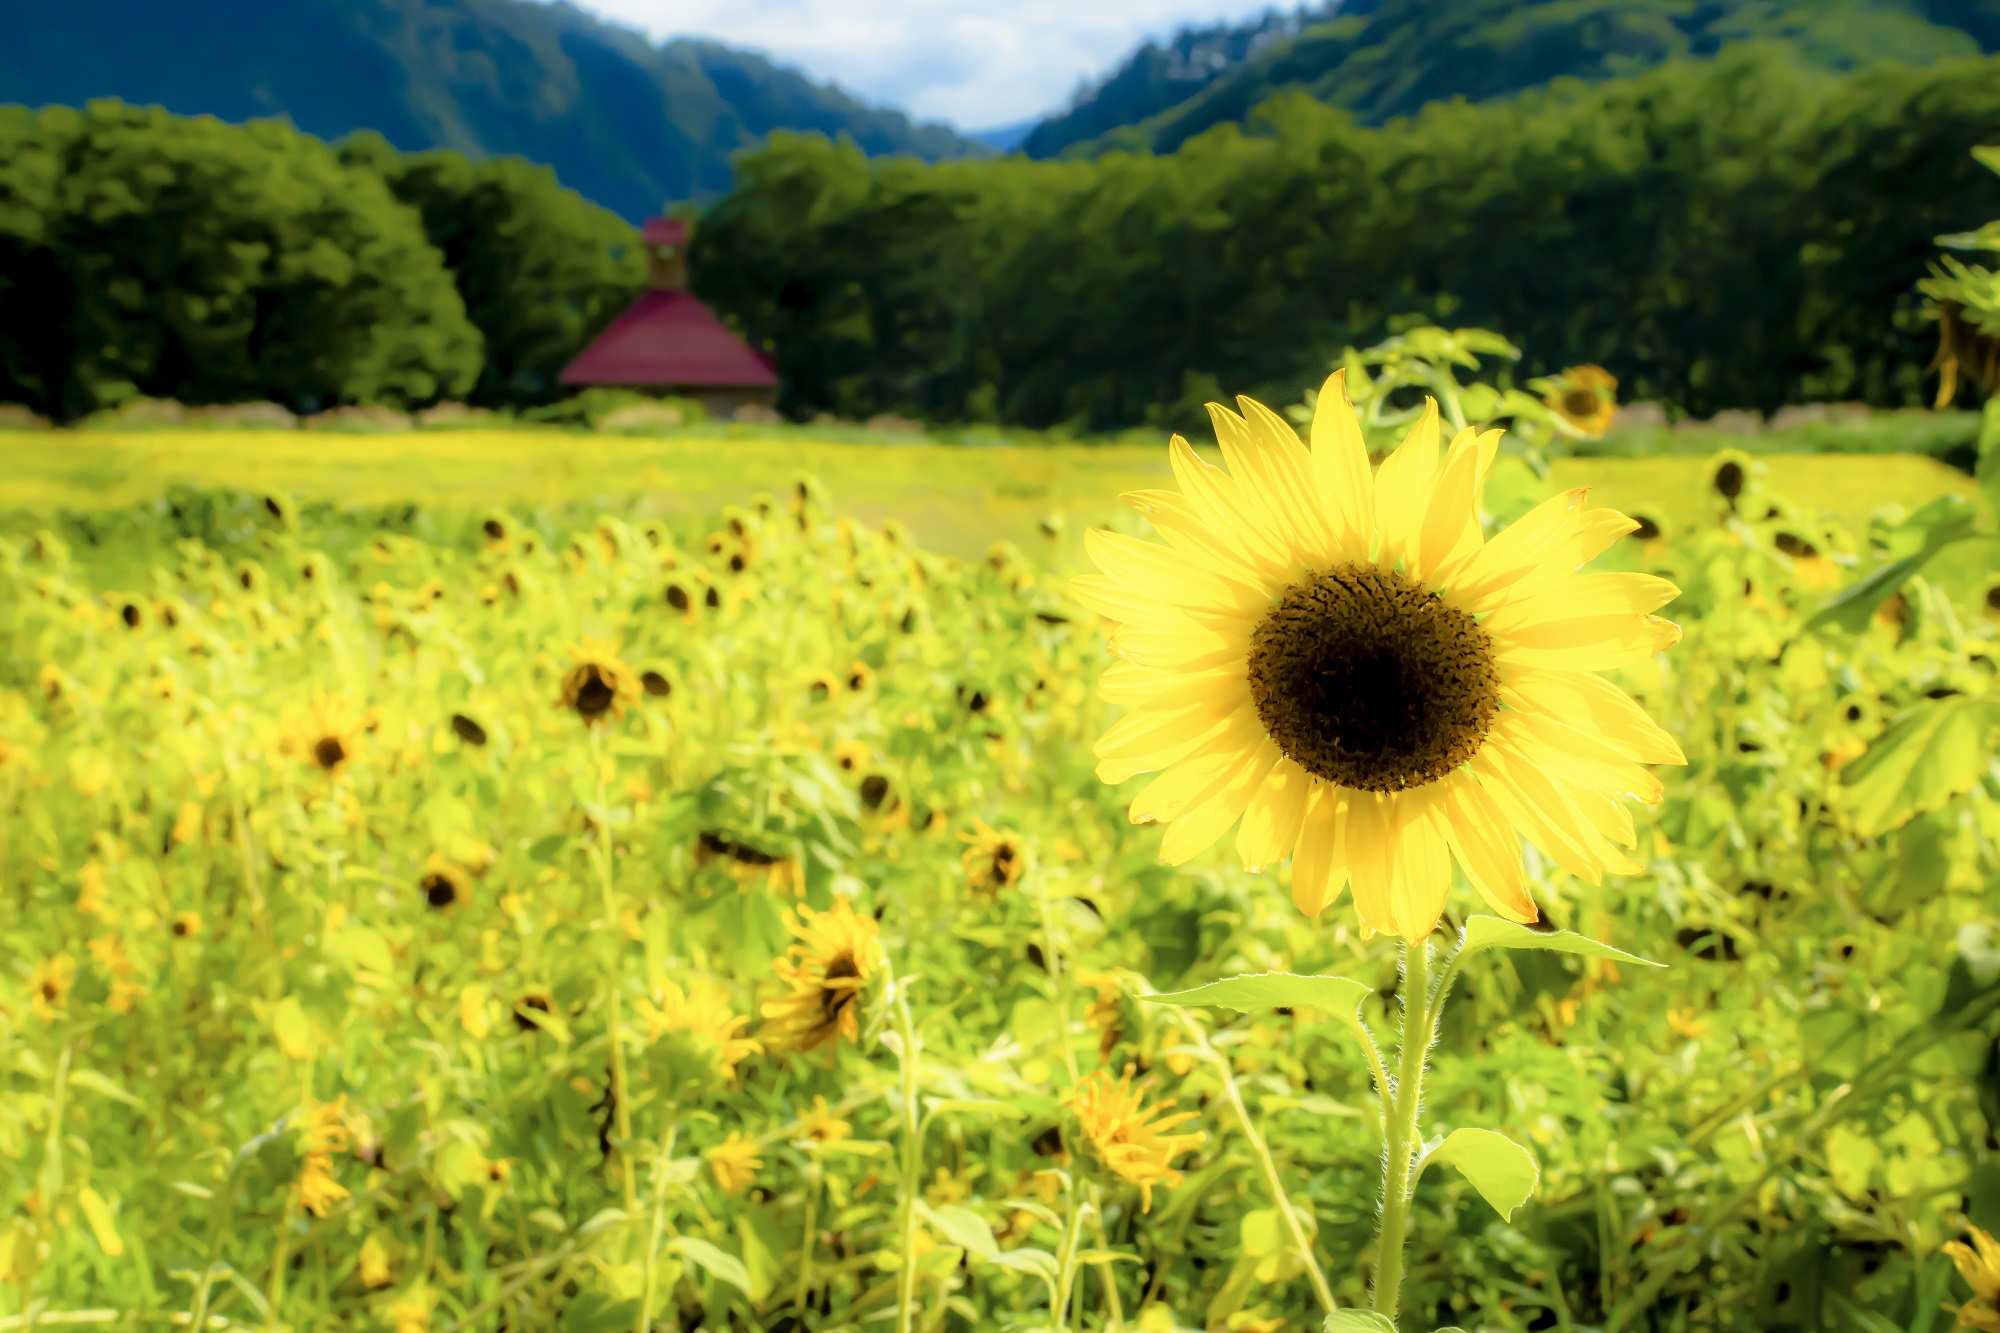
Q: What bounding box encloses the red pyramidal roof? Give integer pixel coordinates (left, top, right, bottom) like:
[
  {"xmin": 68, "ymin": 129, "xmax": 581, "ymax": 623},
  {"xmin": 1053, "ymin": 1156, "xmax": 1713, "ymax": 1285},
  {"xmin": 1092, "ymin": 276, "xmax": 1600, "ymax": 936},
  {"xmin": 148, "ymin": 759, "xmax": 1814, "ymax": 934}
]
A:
[{"xmin": 559, "ymin": 288, "xmax": 777, "ymax": 390}]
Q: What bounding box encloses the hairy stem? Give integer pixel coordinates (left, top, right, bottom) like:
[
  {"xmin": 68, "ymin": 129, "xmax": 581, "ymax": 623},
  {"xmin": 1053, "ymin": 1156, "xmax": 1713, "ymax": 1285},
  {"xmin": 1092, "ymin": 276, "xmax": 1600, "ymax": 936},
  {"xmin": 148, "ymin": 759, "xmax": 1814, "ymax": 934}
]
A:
[{"xmin": 1373, "ymin": 939, "xmax": 1431, "ymax": 1321}]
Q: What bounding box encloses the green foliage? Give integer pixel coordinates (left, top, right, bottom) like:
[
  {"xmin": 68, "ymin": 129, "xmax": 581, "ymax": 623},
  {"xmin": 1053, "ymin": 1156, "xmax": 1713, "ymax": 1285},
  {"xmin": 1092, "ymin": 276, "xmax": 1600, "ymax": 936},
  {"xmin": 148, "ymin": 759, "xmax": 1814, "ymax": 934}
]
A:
[
  {"xmin": 349, "ymin": 138, "xmax": 648, "ymax": 407},
  {"xmin": 0, "ymin": 102, "xmax": 481, "ymax": 419},
  {"xmin": 0, "ymin": 0, "xmax": 976, "ymax": 222},
  {"xmin": 696, "ymin": 51, "xmax": 2000, "ymax": 431},
  {"xmin": 1422, "ymin": 1129, "xmax": 1539, "ymax": 1221},
  {"xmin": 1033, "ymin": 0, "xmax": 1995, "ymax": 159}
]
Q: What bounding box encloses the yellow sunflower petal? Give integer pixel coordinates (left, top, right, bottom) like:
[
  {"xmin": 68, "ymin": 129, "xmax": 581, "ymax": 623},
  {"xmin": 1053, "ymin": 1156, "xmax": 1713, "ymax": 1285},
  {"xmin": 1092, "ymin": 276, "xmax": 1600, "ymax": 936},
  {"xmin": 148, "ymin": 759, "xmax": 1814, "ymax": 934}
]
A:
[
  {"xmin": 1481, "ymin": 573, "xmax": 1680, "ymax": 638},
  {"xmin": 1491, "ymin": 612, "xmax": 1681, "ymax": 673},
  {"xmin": 1120, "ymin": 489, "xmax": 1271, "ymax": 589},
  {"xmin": 1497, "ymin": 710, "xmax": 1664, "ymax": 805},
  {"xmin": 1108, "ymin": 621, "xmax": 1250, "ymax": 671},
  {"xmin": 1158, "ymin": 738, "xmax": 1281, "ymax": 865},
  {"xmin": 1446, "ymin": 488, "xmax": 1590, "ymax": 607},
  {"xmin": 1308, "ymin": 370, "xmax": 1374, "ymax": 561},
  {"xmin": 1235, "ymin": 756, "xmax": 1311, "ymax": 870},
  {"xmin": 1083, "ymin": 527, "xmax": 1271, "ymax": 620},
  {"xmin": 1466, "ymin": 745, "xmax": 1614, "ymax": 883},
  {"xmin": 1387, "ymin": 787, "xmax": 1453, "ymax": 943},
  {"xmin": 1236, "ymin": 395, "xmax": 1347, "ymax": 564},
  {"xmin": 1098, "ymin": 661, "xmax": 1238, "ymax": 708},
  {"xmin": 1371, "ymin": 399, "xmax": 1441, "ymax": 574},
  {"xmin": 1094, "ymin": 699, "xmax": 1240, "ymax": 784},
  {"xmin": 1499, "ymin": 669, "xmax": 1685, "ymax": 766},
  {"xmin": 1167, "ymin": 435, "xmax": 1296, "ymax": 577},
  {"xmin": 1441, "ymin": 771, "xmax": 1536, "ymax": 922},
  {"xmin": 1126, "ymin": 708, "xmax": 1265, "ymax": 827},
  {"xmin": 1290, "ymin": 784, "xmax": 1348, "ymax": 918},
  {"xmin": 1415, "ymin": 426, "xmax": 1500, "ymax": 588},
  {"xmin": 1344, "ymin": 791, "xmax": 1396, "ymax": 934}
]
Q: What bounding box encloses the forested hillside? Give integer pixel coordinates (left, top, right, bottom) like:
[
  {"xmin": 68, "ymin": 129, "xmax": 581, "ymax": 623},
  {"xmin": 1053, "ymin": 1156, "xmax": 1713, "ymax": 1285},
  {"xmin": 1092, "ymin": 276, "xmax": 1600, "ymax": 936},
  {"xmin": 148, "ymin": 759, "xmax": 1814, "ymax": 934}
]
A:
[
  {"xmin": 1026, "ymin": 0, "xmax": 2000, "ymax": 158},
  {"xmin": 694, "ymin": 50, "xmax": 2000, "ymax": 430},
  {"xmin": 0, "ymin": 0, "xmax": 974, "ymax": 219}
]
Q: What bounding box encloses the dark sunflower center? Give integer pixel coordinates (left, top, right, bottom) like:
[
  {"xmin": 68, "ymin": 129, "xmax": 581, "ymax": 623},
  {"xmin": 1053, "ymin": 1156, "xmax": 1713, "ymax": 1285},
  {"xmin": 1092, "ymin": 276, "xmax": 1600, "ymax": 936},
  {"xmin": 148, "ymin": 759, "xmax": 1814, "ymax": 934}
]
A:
[
  {"xmin": 313, "ymin": 736, "xmax": 347, "ymax": 770},
  {"xmin": 573, "ymin": 666, "xmax": 615, "ymax": 718},
  {"xmin": 1562, "ymin": 388, "xmax": 1599, "ymax": 418},
  {"xmin": 423, "ymin": 874, "xmax": 458, "ymax": 908},
  {"xmin": 1245, "ymin": 563, "xmax": 1500, "ymax": 793}
]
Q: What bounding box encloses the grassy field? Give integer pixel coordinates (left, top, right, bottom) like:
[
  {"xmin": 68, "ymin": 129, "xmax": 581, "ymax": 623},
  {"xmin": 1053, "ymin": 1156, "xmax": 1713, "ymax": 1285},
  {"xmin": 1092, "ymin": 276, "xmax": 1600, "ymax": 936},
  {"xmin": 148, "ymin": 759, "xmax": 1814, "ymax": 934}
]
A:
[{"xmin": 0, "ymin": 427, "xmax": 1982, "ymax": 563}]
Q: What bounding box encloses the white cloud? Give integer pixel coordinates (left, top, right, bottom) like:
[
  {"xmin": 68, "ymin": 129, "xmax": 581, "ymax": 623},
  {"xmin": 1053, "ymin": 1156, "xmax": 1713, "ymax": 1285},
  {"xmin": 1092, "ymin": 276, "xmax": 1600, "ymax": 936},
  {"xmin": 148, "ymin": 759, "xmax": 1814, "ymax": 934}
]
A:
[{"xmin": 564, "ymin": 0, "xmax": 1288, "ymax": 130}]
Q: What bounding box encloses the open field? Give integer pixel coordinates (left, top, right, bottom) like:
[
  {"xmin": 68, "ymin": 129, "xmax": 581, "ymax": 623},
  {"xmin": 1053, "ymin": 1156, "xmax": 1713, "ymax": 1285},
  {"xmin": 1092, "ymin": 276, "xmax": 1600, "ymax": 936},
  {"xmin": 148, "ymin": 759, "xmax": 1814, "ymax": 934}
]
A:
[{"xmin": 0, "ymin": 428, "xmax": 1983, "ymax": 563}]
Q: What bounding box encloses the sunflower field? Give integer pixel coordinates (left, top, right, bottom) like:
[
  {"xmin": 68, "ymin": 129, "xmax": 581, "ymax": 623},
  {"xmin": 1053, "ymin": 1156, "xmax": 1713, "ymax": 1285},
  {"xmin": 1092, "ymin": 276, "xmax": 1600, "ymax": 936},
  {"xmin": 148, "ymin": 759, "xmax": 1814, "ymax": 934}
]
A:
[{"xmin": 0, "ymin": 389, "xmax": 1999, "ymax": 1333}]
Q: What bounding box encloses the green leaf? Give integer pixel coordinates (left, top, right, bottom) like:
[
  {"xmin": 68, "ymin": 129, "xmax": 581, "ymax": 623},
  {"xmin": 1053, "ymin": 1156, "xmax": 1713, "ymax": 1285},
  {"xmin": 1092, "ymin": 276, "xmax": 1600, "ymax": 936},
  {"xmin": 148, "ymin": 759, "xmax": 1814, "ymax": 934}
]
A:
[
  {"xmin": 667, "ymin": 1236, "xmax": 751, "ymax": 1297},
  {"xmin": 1806, "ymin": 495, "xmax": 1981, "ymax": 634},
  {"xmin": 1979, "ymin": 398, "xmax": 2000, "ymax": 518},
  {"xmin": 1459, "ymin": 916, "xmax": 1660, "ymax": 967},
  {"xmin": 528, "ymin": 833, "xmax": 571, "ymax": 864},
  {"xmin": 987, "ymin": 1247, "xmax": 1060, "ymax": 1280},
  {"xmin": 922, "ymin": 1203, "xmax": 1000, "ymax": 1263},
  {"xmin": 1841, "ymin": 697, "xmax": 2000, "ymax": 837},
  {"xmin": 67, "ymin": 1068, "xmax": 140, "ymax": 1107},
  {"xmin": 1324, "ymin": 1313, "xmax": 1397, "ymax": 1333},
  {"xmin": 1072, "ymin": 1249, "xmax": 1145, "ymax": 1266},
  {"xmin": 1148, "ymin": 971, "xmax": 1377, "ymax": 1052},
  {"xmin": 1427, "ymin": 1128, "xmax": 1540, "ymax": 1220}
]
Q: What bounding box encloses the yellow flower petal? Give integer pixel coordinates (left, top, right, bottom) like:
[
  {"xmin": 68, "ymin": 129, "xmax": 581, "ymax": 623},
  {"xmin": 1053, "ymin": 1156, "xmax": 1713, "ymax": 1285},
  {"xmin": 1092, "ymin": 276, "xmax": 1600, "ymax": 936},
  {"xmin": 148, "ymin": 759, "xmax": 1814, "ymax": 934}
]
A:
[
  {"xmin": 1158, "ymin": 738, "xmax": 1281, "ymax": 865},
  {"xmin": 1094, "ymin": 698, "xmax": 1241, "ymax": 785},
  {"xmin": 1309, "ymin": 370, "xmax": 1374, "ymax": 561},
  {"xmin": 1289, "ymin": 784, "xmax": 1348, "ymax": 918},
  {"xmin": 1083, "ymin": 527, "xmax": 1271, "ymax": 620},
  {"xmin": 1387, "ymin": 787, "xmax": 1453, "ymax": 942},
  {"xmin": 1416, "ymin": 427, "xmax": 1501, "ymax": 588},
  {"xmin": 1500, "ymin": 669, "xmax": 1685, "ymax": 766},
  {"xmin": 1236, "ymin": 756, "xmax": 1311, "ymax": 871},
  {"xmin": 1441, "ymin": 771, "xmax": 1536, "ymax": 922},
  {"xmin": 1371, "ymin": 399, "xmax": 1441, "ymax": 573},
  {"xmin": 1126, "ymin": 708, "xmax": 1265, "ymax": 827}
]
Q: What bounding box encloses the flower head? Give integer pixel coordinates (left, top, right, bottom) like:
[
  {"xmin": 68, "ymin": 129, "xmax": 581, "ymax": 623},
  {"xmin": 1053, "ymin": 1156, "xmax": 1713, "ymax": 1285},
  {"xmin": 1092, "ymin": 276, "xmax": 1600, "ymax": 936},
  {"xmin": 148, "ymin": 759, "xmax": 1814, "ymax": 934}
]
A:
[
  {"xmin": 1543, "ymin": 365, "xmax": 1619, "ymax": 437},
  {"xmin": 29, "ymin": 954, "xmax": 75, "ymax": 1021},
  {"xmin": 557, "ymin": 638, "xmax": 640, "ymax": 725},
  {"xmin": 1073, "ymin": 375, "xmax": 1684, "ymax": 941},
  {"xmin": 1067, "ymin": 1067, "xmax": 1204, "ymax": 1213},
  {"xmin": 1948, "ymin": 1226, "xmax": 2000, "ymax": 1329},
  {"xmin": 707, "ymin": 1131, "xmax": 763, "ymax": 1196},
  {"xmin": 283, "ymin": 693, "xmax": 364, "ymax": 777},
  {"xmin": 795, "ymin": 1096, "xmax": 853, "ymax": 1148},
  {"xmin": 419, "ymin": 856, "xmax": 472, "ymax": 911},
  {"xmin": 759, "ymin": 898, "xmax": 881, "ymax": 1053},
  {"xmin": 641, "ymin": 978, "xmax": 762, "ymax": 1080},
  {"xmin": 960, "ymin": 819, "xmax": 1025, "ymax": 898},
  {"xmin": 291, "ymin": 1097, "xmax": 352, "ymax": 1217}
]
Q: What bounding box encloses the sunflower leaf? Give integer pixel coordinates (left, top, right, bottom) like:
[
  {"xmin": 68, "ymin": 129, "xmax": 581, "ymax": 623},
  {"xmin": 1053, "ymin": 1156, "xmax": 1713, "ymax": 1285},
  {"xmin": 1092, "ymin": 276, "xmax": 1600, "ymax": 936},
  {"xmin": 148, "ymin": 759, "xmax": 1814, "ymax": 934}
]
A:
[
  {"xmin": 1840, "ymin": 697, "xmax": 2000, "ymax": 837},
  {"xmin": 1145, "ymin": 973, "xmax": 1375, "ymax": 1047},
  {"xmin": 1459, "ymin": 917, "xmax": 1661, "ymax": 967},
  {"xmin": 667, "ymin": 1236, "xmax": 752, "ymax": 1297},
  {"xmin": 1804, "ymin": 495, "xmax": 1981, "ymax": 635},
  {"xmin": 1323, "ymin": 1312, "xmax": 1397, "ymax": 1333},
  {"xmin": 1424, "ymin": 1127, "xmax": 1539, "ymax": 1219}
]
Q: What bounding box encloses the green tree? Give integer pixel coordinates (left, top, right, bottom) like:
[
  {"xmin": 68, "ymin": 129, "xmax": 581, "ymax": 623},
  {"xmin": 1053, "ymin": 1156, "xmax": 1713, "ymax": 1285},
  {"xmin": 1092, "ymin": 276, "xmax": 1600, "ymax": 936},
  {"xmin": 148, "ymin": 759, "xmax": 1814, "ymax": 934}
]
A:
[
  {"xmin": 346, "ymin": 136, "xmax": 646, "ymax": 406},
  {"xmin": 0, "ymin": 101, "xmax": 482, "ymax": 417}
]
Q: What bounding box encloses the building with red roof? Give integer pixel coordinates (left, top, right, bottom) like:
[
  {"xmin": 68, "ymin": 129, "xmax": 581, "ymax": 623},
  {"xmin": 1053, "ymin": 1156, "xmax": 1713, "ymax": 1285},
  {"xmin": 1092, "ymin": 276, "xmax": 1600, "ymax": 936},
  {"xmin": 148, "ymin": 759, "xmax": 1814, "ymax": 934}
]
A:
[{"xmin": 559, "ymin": 218, "xmax": 778, "ymax": 419}]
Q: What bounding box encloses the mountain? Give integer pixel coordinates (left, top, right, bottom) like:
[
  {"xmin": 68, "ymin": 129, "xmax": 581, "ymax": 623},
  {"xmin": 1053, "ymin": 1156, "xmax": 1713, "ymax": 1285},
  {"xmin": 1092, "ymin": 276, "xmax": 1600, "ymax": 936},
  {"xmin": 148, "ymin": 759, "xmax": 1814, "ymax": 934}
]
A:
[
  {"xmin": 1025, "ymin": 0, "xmax": 2000, "ymax": 159},
  {"xmin": 0, "ymin": 0, "xmax": 978, "ymax": 219}
]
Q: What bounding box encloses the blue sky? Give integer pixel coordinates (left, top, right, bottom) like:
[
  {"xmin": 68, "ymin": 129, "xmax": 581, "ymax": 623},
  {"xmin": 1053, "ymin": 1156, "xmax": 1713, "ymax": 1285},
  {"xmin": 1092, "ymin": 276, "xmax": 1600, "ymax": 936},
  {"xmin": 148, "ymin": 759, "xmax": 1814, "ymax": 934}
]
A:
[{"xmin": 567, "ymin": 0, "xmax": 1288, "ymax": 130}]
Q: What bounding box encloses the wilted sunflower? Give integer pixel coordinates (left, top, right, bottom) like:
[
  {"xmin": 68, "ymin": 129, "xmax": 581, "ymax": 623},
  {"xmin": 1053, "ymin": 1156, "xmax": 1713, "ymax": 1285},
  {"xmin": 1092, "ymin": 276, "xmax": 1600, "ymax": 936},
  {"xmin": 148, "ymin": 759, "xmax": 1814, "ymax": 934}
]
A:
[
  {"xmin": 1067, "ymin": 1067, "xmax": 1205, "ymax": 1213},
  {"xmin": 1543, "ymin": 365, "xmax": 1619, "ymax": 437},
  {"xmin": 640, "ymin": 978, "xmax": 762, "ymax": 1081},
  {"xmin": 1074, "ymin": 375, "xmax": 1684, "ymax": 942},
  {"xmin": 759, "ymin": 897, "xmax": 881, "ymax": 1053},
  {"xmin": 284, "ymin": 693, "xmax": 365, "ymax": 777},
  {"xmin": 557, "ymin": 638, "xmax": 641, "ymax": 725},
  {"xmin": 960, "ymin": 818, "xmax": 1026, "ymax": 898}
]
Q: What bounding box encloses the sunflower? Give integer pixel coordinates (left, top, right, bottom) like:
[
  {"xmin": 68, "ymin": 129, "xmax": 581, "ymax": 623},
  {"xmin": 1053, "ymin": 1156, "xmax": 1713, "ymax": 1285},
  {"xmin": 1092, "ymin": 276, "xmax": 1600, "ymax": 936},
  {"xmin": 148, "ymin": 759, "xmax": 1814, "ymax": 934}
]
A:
[
  {"xmin": 557, "ymin": 638, "xmax": 641, "ymax": 725},
  {"xmin": 640, "ymin": 978, "xmax": 762, "ymax": 1080},
  {"xmin": 1067, "ymin": 1067, "xmax": 1205, "ymax": 1213},
  {"xmin": 1543, "ymin": 365, "xmax": 1619, "ymax": 437},
  {"xmin": 291, "ymin": 1097, "xmax": 352, "ymax": 1217},
  {"xmin": 29, "ymin": 953, "xmax": 74, "ymax": 1021},
  {"xmin": 283, "ymin": 693, "xmax": 365, "ymax": 777},
  {"xmin": 1947, "ymin": 1226, "xmax": 2000, "ymax": 1331},
  {"xmin": 795, "ymin": 1095, "xmax": 853, "ymax": 1147},
  {"xmin": 1073, "ymin": 375, "xmax": 1684, "ymax": 942},
  {"xmin": 419, "ymin": 857, "xmax": 471, "ymax": 910},
  {"xmin": 759, "ymin": 897, "xmax": 881, "ymax": 1053},
  {"xmin": 960, "ymin": 818, "xmax": 1026, "ymax": 898},
  {"xmin": 707, "ymin": 1132, "xmax": 764, "ymax": 1196}
]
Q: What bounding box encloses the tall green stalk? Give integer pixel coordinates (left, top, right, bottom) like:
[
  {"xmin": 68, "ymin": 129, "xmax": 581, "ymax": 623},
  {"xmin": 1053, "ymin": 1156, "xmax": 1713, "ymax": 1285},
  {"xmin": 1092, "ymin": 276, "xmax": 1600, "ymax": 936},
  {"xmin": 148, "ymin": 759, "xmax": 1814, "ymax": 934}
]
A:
[
  {"xmin": 588, "ymin": 724, "xmax": 636, "ymax": 1212},
  {"xmin": 1372, "ymin": 940, "xmax": 1432, "ymax": 1320},
  {"xmin": 891, "ymin": 968, "xmax": 923, "ymax": 1333}
]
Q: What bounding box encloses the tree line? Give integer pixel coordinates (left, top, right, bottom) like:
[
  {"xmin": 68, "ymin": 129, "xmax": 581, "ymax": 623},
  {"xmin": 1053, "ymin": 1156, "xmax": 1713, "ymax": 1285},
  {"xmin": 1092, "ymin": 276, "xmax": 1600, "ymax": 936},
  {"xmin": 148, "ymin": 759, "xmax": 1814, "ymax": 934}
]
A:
[
  {"xmin": 0, "ymin": 101, "xmax": 644, "ymax": 421},
  {"xmin": 691, "ymin": 48, "xmax": 2000, "ymax": 432}
]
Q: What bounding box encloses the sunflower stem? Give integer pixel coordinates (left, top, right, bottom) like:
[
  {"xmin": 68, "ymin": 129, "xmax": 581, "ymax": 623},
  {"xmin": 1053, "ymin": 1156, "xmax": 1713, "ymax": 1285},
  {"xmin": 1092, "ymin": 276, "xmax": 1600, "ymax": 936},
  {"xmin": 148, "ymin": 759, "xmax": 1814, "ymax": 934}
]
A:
[
  {"xmin": 635, "ymin": 1124, "xmax": 677, "ymax": 1333},
  {"xmin": 890, "ymin": 963, "xmax": 924, "ymax": 1333},
  {"xmin": 1372, "ymin": 938, "xmax": 1432, "ymax": 1323},
  {"xmin": 589, "ymin": 724, "xmax": 637, "ymax": 1213},
  {"xmin": 794, "ymin": 1156, "xmax": 822, "ymax": 1324}
]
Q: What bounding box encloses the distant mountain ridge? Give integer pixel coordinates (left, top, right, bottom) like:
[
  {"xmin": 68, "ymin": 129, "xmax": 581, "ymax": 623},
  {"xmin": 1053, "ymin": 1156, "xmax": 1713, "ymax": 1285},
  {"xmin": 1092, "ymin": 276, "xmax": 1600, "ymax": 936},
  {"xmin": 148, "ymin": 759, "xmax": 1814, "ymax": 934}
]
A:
[
  {"xmin": 1024, "ymin": 0, "xmax": 2000, "ymax": 159},
  {"xmin": 0, "ymin": 0, "xmax": 977, "ymax": 219}
]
